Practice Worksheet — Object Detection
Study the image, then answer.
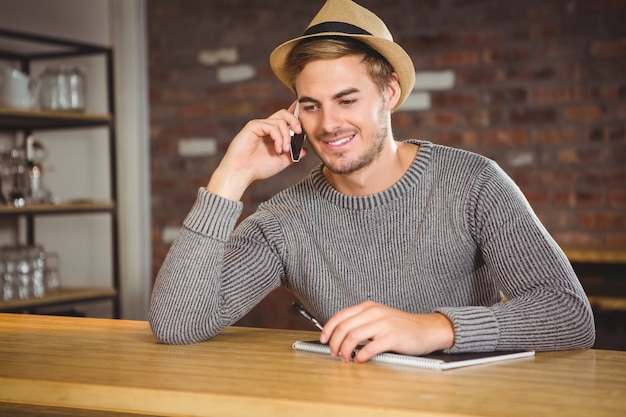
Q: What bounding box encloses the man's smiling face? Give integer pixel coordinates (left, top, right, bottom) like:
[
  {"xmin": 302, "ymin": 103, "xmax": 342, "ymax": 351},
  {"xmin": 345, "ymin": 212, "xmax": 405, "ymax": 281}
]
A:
[{"xmin": 295, "ymin": 54, "xmax": 395, "ymax": 176}]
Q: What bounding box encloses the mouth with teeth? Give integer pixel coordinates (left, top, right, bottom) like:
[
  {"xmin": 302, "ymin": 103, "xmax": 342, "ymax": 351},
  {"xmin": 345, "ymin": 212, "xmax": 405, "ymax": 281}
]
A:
[{"xmin": 324, "ymin": 134, "xmax": 355, "ymax": 148}]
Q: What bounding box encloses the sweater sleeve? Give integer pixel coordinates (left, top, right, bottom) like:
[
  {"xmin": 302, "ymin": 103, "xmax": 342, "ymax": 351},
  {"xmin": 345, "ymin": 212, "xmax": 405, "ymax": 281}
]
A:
[
  {"xmin": 436, "ymin": 161, "xmax": 595, "ymax": 353},
  {"xmin": 148, "ymin": 188, "xmax": 284, "ymax": 344}
]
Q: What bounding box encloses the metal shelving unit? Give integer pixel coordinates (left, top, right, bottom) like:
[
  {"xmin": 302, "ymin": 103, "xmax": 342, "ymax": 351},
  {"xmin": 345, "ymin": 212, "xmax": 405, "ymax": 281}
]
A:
[{"xmin": 0, "ymin": 28, "xmax": 120, "ymax": 317}]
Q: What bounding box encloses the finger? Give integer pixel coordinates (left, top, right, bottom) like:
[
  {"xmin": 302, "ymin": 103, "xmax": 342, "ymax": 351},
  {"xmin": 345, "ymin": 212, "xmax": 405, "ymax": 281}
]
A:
[
  {"xmin": 325, "ymin": 303, "xmax": 380, "ymax": 360},
  {"xmin": 277, "ymin": 120, "xmax": 292, "ymax": 155},
  {"xmin": 288, "ymin": 100, "xmax": 298, "ymax": 114},
  {"xmin": 352, "ymin": 335, "xmax": 391, "ymax": 363},
  {"xmin": 268, "ymin": 106, "xmax": 301, "ymax": 132},
  {"xmin": 320, "ymin": 302, "xmax": 368, "ymax": 346},
  {"xmin": 244, "ymin": 120, "xmax": 284, "ymax": 155},
  {"xmin": 322, "ymin": 301, "xmax": 377, "ymax": 335},
  {"xmin": 286, "ymin": 102, "xmax": 303, "ymax": 134},
  {"xmin": 269, "ymin": 107, "xmax": 301, "ymax": 152},
  {"xmin": 257, "ymin": 117, "xmax": 298, "ymax": 156},
  {"xmin": 334, "ymin": 318, "xmax": 381, "ymax": 362}
]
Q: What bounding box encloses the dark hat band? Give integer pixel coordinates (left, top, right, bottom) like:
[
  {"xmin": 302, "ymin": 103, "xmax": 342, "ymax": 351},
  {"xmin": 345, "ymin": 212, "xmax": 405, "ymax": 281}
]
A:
[{"xmin": 302, "ymin": 21, "xmax": 372, "ymax": 37}]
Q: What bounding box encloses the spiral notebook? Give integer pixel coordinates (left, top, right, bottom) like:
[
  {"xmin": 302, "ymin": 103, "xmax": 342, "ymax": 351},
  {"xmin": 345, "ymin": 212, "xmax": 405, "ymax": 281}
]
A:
[{"xmin": 292, "ymin": 340, "xmax": 535, "ymax": 371}]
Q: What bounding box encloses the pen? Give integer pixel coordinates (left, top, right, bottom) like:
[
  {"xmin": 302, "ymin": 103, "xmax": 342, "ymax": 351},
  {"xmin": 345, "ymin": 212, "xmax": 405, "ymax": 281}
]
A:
[{"xmin": 292, "ymin": 302, "xmax": 324, "ymax": 331}]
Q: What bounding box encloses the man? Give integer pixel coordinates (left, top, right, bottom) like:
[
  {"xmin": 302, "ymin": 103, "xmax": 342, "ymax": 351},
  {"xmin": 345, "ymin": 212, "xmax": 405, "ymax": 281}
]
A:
[{"xmin": 149, "ymin": 0, "xmax": 595, "ymax": 363}]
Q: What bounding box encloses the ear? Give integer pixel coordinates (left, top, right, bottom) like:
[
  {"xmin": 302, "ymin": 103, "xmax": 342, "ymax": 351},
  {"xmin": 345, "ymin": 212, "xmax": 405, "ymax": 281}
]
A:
[{"xmin": 385, "ymin": 72, "xmax": 401, "ymax": 111}]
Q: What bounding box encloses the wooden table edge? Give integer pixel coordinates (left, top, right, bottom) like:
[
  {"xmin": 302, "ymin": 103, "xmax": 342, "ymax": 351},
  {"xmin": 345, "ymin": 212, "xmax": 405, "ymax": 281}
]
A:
[{"xmin": 0, "ymin": 377, "xmax": 446, "ymax": 417}]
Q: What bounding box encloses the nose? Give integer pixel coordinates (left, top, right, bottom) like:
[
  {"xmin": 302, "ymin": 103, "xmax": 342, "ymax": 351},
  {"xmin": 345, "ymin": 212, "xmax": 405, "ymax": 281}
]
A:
[{"xmin": 320, "ymin": 107, "xmax": 342, "ymax": 134}]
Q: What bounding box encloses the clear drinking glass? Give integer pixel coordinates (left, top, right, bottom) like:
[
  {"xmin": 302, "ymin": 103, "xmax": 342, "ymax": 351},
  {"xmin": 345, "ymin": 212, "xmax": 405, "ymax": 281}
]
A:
[
  {"xmin": 39, "ymin": 65, "xmax": 86, "ymax": 112},
  {"xmin": 16, "ymin": 247, "xmax": 32, "ymax": 299},
  {"xmin": 0, "ymin": 250, "xmax": 10, "ymax": 301},
  {"xmin": 28, "ymin": 245, "xmax": 46, "ymax": 298},
  {"xmin": 45, "ymin": 251, "xmax": 61, "ymax": 293}
]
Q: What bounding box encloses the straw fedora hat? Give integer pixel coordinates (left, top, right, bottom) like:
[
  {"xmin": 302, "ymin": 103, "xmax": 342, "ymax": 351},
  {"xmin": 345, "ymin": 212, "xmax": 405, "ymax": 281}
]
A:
[{"xmin": 270, "ymin": 0, "xmax": 415, "ymax": 112}]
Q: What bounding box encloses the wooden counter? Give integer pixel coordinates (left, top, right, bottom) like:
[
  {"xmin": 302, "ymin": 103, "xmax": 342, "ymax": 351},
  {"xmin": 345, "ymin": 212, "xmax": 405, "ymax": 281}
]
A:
[
  {"xmin": 563, "ymin": 246, "xmax": 626, "ymax": 264},
  {"xmin": 1, "ymin": 313, "xmax": 625, "ymax": 417},
  {"xmin": 562, "ymin": 246, "xmax": 626, "ymax": 312}
]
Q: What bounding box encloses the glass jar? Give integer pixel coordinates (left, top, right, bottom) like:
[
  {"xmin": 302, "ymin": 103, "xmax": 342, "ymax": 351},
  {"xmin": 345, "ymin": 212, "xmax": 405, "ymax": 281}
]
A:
[{"xmin": 39, "ymin": 65, "xmax": 86, "ymax": 112}]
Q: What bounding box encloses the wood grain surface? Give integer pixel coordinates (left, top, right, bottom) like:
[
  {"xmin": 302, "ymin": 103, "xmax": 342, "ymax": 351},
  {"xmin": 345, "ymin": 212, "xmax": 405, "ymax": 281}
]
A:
[{"xmin": 1, "ymin": 313, "xmax": 624, "ymax": 417}]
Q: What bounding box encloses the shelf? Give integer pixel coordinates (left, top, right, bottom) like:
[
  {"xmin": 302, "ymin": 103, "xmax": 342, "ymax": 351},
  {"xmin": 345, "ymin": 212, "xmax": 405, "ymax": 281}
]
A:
[
  {"xmin": 0, "ymin": 28, "xmax": 121, "ymax": 318},
  {"xmin": 0, "ymin": 106, "xmax": 112, "ymax": 130},
  {"xmin": 588, "ymin": 296, "xmax": 626, "ymax": 311},
  {"xmin": 0, "ymin": 200, "xmax": 115, "ymax": 215},
  {"xmin": 563, "ymin": 247, "xmax": 626, "ymax": 264},
  {"xmin": 0, "ymin": 27, "xmax": 110, "ymax": 58},
  {"xmin": 0, "ymin": 286, "xmax": 117, "ymax": 312}
]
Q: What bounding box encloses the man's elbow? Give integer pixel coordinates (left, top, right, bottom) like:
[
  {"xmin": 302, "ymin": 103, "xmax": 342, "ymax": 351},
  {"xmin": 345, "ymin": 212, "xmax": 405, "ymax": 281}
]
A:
[
  {"xmin": 148, "ymin": 310, "xmax": 222, "ymax": 345},
  {"xmin": 566, "ymin": 300, "xmax": 596, "ymax": 350},
  {"xmin": 149, "ymin": 313, "xmax": 187, "ymax": 344},
  {"xmin": 577, "ymin": 311, "xmax": 596, "ymax": 349}
]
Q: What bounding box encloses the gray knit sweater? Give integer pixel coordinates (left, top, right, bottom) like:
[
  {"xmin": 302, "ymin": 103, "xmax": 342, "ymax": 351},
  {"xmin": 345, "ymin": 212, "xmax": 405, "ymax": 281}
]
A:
[{"xmin": 149, "ymin": 140, "xmax": 595, "ymax": 352}]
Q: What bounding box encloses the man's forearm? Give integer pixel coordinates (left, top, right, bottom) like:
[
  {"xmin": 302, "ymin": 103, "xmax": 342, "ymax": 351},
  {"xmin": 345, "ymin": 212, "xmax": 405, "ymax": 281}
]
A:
[{"xmin": 206, "ymin": 165, "xmax": 252, "ymax": 202}]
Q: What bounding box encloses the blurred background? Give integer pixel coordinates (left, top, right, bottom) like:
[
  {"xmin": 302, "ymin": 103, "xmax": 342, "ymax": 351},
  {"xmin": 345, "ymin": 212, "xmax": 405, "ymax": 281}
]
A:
[{"xmin": 1, "ymin": 0, "xmax": 625, "ymax": 348}]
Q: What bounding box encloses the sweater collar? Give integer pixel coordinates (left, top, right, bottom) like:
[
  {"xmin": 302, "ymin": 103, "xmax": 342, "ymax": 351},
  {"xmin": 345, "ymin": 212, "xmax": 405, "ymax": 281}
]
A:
[{"xmin": 310, "ymin": 140, "xmax": 432, "ymax": 209}]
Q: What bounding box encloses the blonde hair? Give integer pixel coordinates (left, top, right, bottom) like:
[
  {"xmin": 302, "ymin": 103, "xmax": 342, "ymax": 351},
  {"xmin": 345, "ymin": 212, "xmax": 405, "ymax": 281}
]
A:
[{"xmin": 284, "ymin": 37, "xmax": 395, "ymax": 96}]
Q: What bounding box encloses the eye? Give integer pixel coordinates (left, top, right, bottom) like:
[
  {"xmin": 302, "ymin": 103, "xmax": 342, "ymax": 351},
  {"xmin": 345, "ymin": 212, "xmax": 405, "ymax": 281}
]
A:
[
  {"xmin": 302, "ymin": 104, "xmax": 319, "ymax": 112},
  {"xmin": 339, "ymin": 98, "xmax": 356, "ymax": 106}
]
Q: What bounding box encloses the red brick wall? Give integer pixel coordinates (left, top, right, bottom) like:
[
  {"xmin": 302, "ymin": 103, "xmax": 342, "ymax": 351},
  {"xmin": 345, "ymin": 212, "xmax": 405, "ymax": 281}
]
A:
[{"xmin": 148, "ymin": 0, "xmax": 626, "ymax": 330}]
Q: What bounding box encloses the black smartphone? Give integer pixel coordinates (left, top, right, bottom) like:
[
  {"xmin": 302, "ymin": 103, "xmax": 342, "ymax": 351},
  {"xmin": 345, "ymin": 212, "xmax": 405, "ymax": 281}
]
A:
[{"xmin": 290, "ymin": 103, "xmax": 306, "ymax": 162}]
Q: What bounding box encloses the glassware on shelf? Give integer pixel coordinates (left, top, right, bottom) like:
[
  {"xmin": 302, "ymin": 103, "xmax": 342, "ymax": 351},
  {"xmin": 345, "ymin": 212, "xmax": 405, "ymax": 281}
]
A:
[
  {"xmin": 8, "ymin": 145, "xmax": 27, "ymax": 207},
  {"xmin": 0, "ymin": 149, "xmax": 10, "ymax": 205},
  {"xmin": 0, "ymin": 135, "xmax": 54, "ymax": 207},
  {"xmin": 29, "ymin": 246, "xmax": 47, "ymax": 297},
  {"xmin": 44, "ymin": 251, "xmax": 60, "ymax": 293},
  {"xmin": 25, "ymin": 135, "xmax": 53, "ymax": 204},
  {"xmin": 0, "ymin": 66, "xmax": 39, "ymax": 109},
  {"xmin": 39, "ymin": 65, "xmax": 86, "ymax": 112},
  {"xmin": 0, "ymin": 245, "xmax": 60, "ymax": 302},
  {"xmin": 0, "ymin": 250, "xmax": 15, "ymax": 301}
]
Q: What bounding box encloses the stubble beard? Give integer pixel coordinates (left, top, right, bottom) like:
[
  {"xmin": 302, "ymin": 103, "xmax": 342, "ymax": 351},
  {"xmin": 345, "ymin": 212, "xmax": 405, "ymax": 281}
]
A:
[{"xmin": 316, "ymin": 103, "xmax": 390, "ymax": 176}]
